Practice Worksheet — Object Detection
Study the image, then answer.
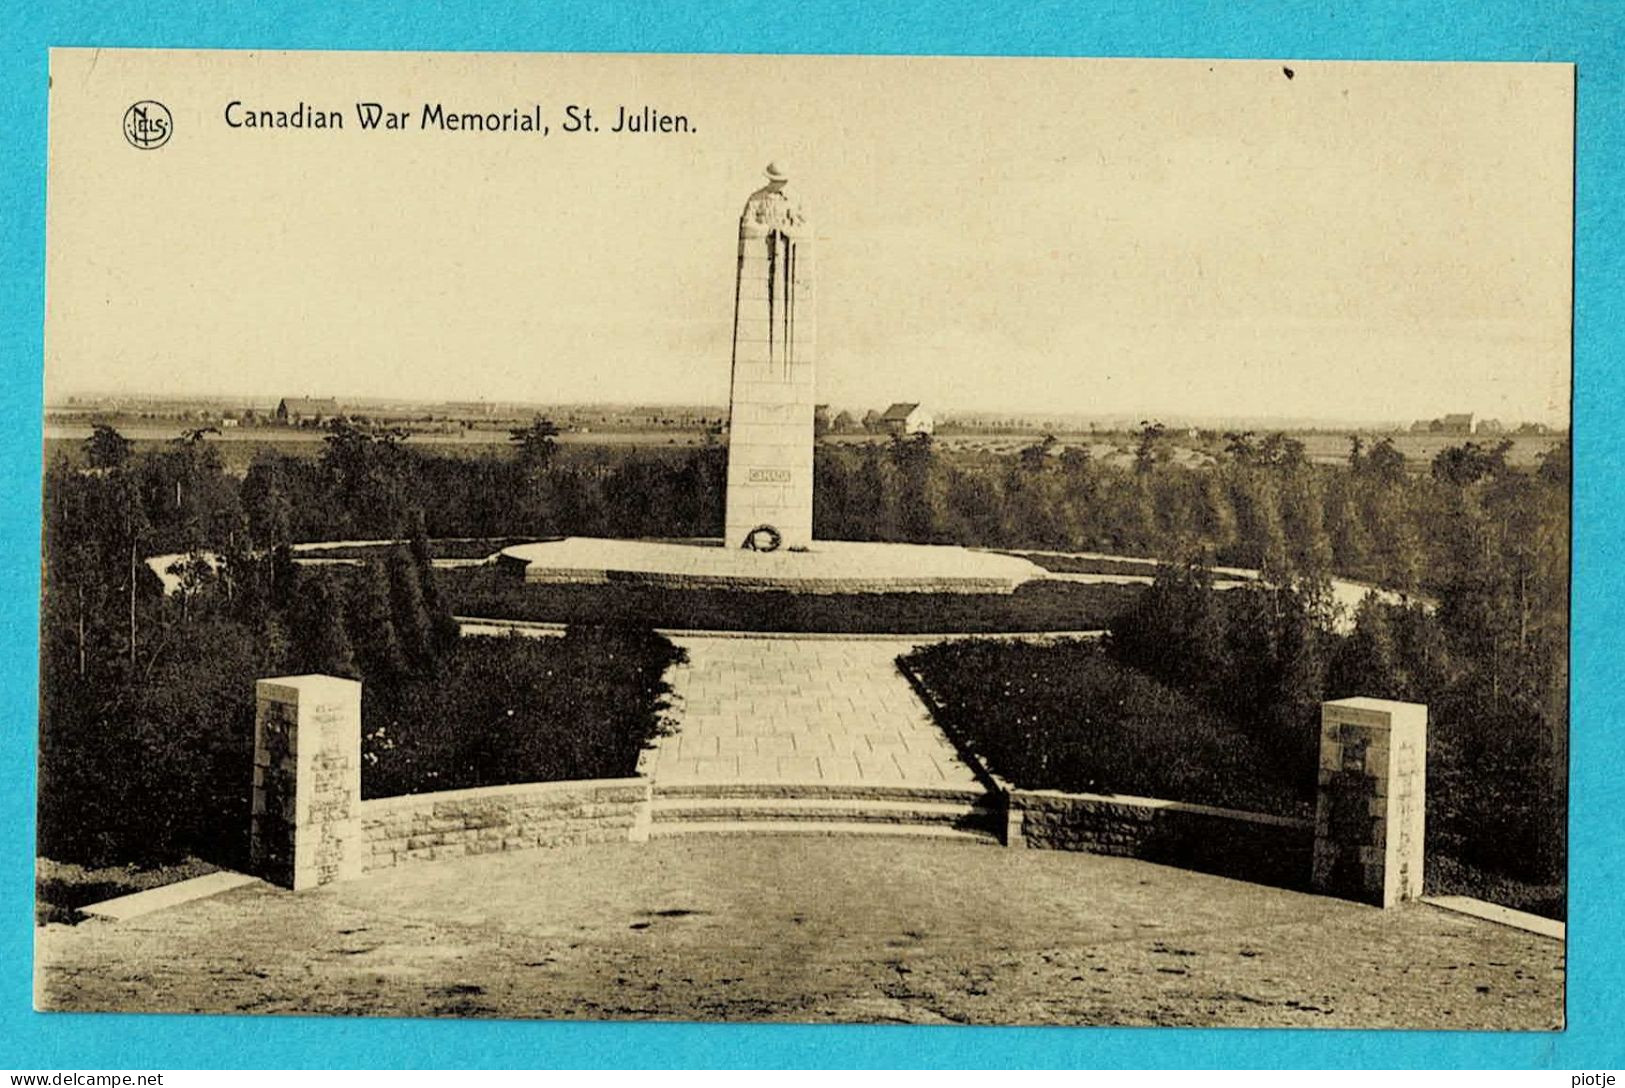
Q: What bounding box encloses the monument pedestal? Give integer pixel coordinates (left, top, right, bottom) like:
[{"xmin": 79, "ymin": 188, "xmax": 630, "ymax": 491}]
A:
[{"xmin": 724, "ymin": 163, "xmax": 816, "ymax": 550}]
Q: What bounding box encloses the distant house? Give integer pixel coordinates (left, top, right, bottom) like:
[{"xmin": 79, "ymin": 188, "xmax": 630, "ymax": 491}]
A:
[
  {"xmin": 1438, "ymin": 413, "xmax": 1475, "ymax": 435},
  {"xmin": 275, "ymin": 397, "xmax": 339, "ymax": 424},
  {"xmin": 878, "ymin": 402, "xmax": 934, "ymax": 436}
]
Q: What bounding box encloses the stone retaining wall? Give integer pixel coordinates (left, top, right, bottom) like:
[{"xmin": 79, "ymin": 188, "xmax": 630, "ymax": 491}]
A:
[
  {"xmin": 1010, "ymin": 789, "xmax": 1315, "ymax": 890},
  {"xmin": 357, "ymin": 777, "xmax": 650, "ymax": 874}
]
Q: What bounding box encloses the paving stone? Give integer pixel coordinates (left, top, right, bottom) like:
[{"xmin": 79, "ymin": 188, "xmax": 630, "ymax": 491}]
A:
[
  {"xmin": 776, "ymin": 756, "xmax": 823, "ymax": 780},
  {"xmin": 647, "ymin": 636, "xmax": 982, "ymax": 789}
]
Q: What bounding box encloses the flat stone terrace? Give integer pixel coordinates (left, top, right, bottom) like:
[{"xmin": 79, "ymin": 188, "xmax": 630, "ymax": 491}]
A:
[
  {"xmin": 496, "ymin": 537, "xmax": 1045, "ymax": 594},
  {"xmin": 641, "ymin": 636, "xmax": 981, "ymax": 788},
  {"xmin": 35, "ymin": 837, "xmax": 1564, "ymax": 1028}
]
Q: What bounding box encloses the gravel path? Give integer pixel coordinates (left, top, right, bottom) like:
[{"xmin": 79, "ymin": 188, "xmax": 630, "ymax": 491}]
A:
[{"xmin": 36, "ymin": 837, "xmax": 1562, "ymax": 1028}]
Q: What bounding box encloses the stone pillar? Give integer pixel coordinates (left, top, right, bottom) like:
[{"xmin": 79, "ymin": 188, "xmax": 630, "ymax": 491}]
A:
[
  {"xmin": 1312, "ymin": 697, "xmax": 1427, "ymax": 908},
  {"xmin": 250, "ymin": 674, "xmax": 363, "ymax": 890},
  {"xmin": 724, "ymin": 162, "xmax": 816, "ymax": 551}
]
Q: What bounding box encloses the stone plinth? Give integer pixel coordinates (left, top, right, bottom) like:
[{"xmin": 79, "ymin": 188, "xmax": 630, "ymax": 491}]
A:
[
  {"xmin": 250, "ymin": 674, "xmax": 363, "ymax": 891},
  {"xmin": 1312, "ymin": 697, "xmax": 1427, "ymax": 908},
  {"xmin": 724, "ymin": 163, "xmax": 816, "ymax": 550},
  {"xmin": 496, "ymin": 537, "xmax": 1046, "ymax": 595}
]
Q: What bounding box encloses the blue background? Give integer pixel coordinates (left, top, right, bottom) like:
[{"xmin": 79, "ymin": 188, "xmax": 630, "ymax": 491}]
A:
[{"xmin": 4, "ymin": 0, "xmax": 1620, "ymax": 1069}]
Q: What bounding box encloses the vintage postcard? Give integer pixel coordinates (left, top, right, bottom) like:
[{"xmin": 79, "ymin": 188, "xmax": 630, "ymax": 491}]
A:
[{"xmin": 36, "ymin": 49, "xmax": 1571, "ymax": 1028}]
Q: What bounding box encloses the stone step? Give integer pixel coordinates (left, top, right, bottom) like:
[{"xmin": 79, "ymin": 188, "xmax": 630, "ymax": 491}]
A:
[
  {"xmin": 647, "ymin": 820, "xmax": 1003, "ymax": 845},
  {"xmin": 651, "ymin": 795, "xmax": 1000, "ymax": 829},
  {"xmin": 653, "ymin": 781, "xmax": 992, "ymax": 805}
]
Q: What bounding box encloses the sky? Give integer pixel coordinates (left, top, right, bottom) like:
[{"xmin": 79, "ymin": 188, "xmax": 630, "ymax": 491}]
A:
[{"xmin": 45, "ymin": 51, "xmax": 1573, "ymax": 425}]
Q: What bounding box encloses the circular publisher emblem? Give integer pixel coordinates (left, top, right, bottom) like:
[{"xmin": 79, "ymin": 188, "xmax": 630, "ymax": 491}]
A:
[{"xmin": 123, "ymin": 101, "xmax": 172, "ymax": 149}]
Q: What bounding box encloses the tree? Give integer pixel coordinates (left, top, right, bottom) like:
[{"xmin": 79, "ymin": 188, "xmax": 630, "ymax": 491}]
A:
[
  {"xmin": 509, "ymin": 416, "xmax": 559, "ymax": 470},
  {"xmin": 1431, "ymin": 439, "xmax": 1513, "ymax": 486},
  {"xmin": 241, "ymin": 455, "xmax": 294, "ymax": 549},
  {"xmin": 320, "ymin": 419, "xmax": 413, "ymax": 536},
  {"xmin": 1329, "ymin": 593, "xmax": 1403, "ymax": 701},
  {"xmin": 85, "ymin": 424, "xmax": 132, "ymax": 470},
  {"xmin": 347, "ymin": 559, "xmax": 409, "ymax": 683},
  {"xmin": 1223, "ymin": 431, "xmax": 1259, "ymax": 464},
  {"xmin": 1358, "ymin": 437, "xmax": 1408, "ymax": 486},
  {"xmin": 407, "ymin": 521, "xmax": 461, "ymax": 659},
  {"xmin": 1109, "ymin": 554, "xmax": 1227, "ymax": 694},
  {"xmin": 1257, "ymin": 432, "xmax": 1308, "ymax": 472},
  {"xmin": 1538, "ymin": 438, "xmax": 1570, "ymax": 488},
  {"xmin": 1134, "ymin": 421, "xmax": 1166, "ymax": 474},
  {"xmin": 889, "ymin": 431, "xmax": 939, "ymax": 541},
  {"xmin": 287, "ymin": 573, "xmax": 356, "ymax": 678},
  {"xmin": 1323, "ymin": 474, "xmax": 1372, "ymax": 577}
]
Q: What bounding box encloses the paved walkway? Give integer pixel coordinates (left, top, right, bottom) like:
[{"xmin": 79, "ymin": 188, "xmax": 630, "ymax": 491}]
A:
[
  {"xmin": 35, "ymin": 838, "xmax": 1564, "ymax": 1028},
  {"xmin": 640, "ymin": 636, "xmax": 981, "ymax": 788}
]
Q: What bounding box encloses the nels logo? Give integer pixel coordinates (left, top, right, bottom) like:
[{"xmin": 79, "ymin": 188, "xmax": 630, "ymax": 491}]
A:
[{"xmin": 123, "ymin": 100, "xmax": 172, "ymax": 149}]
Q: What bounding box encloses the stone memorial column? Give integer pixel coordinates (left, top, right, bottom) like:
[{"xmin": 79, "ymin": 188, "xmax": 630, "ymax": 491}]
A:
[
  {"xmin": 723, "ymin": 162, "xmax": 816, "ymax": 551},
  {"xmin": 250, "ymin": 674, "xmax": 364, "ymax": 890},
  {"xmin": 1312, "ymin": 696, "xmax": 1427, "ymax": 908}
]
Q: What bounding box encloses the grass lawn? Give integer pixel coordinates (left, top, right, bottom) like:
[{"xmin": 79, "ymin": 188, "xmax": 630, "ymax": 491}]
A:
[
  {"xmin": 439, "ymin": 567, "xmax": 1144, "ymax": 633},
  {"xmin": 901, "ymin": 639, "xmax": 1311, "ymax": 819},
  {"xmin": 1425, "ymin": 853, "xmax": 1565, "ymax": 922},
  {"xmin": 36, "ymin": 856, "xmax": 220, "ymax": 926}
]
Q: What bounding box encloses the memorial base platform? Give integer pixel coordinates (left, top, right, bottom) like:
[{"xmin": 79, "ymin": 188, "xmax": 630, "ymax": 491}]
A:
[{"xmin": 495, "ymin": 538, "xmax": 1044, "ymax": 595}]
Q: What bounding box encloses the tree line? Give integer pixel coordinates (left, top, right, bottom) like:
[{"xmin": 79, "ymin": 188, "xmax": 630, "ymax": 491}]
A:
[{"xmin": 42, "ymin": 420, "xmax": 1568, "ymax": 899}]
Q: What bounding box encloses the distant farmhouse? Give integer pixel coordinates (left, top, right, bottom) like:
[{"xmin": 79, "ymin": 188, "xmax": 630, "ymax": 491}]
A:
[
  {"xmin": 275, "ymin": 397, "xmax": 340, "ymax": 425},
  {"xmin": 876, "ymin": 402, "xmax": 934, "ymax": 436},
  {"xmin": 1410, "ymin": 412, "xmax": 1477, "ymax": 435}
]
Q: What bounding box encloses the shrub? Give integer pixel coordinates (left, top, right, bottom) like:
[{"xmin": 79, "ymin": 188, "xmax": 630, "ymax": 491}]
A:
[
  {"xmin": 362, "ymin": 627, "xmax": 685, "ymax": 798},
  {"xmin": 440, "ymin": 567, "xmax": 1144, "ymax": 634},
  {"xmin": 902, "ymin": 639, "xmax": 1307, "ymax": 818}
]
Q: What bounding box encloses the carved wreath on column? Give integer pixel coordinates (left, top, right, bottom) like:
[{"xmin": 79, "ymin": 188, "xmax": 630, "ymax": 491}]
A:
[{"xmin": 743, "ymin": 525, "xmax": 783, "ymax": 552}]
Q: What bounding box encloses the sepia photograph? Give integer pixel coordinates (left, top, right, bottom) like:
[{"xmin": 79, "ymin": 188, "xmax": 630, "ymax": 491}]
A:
[{"xmin": 35, "ymin": 48, "xmax": 1571, "ymax": 1030}]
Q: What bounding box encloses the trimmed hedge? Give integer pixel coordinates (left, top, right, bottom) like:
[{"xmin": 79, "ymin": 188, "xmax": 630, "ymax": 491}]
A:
[
  {"xmin": 363, "ymin": 626, "xmax": 684, "ymax": 799},
  {"xmin": 902, "ymin": 639, "xmax": 1309, "ymax": 819},
  {"xmin": 440, "ymin": 567, "xmax": 1143, "ymax": 633}
]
